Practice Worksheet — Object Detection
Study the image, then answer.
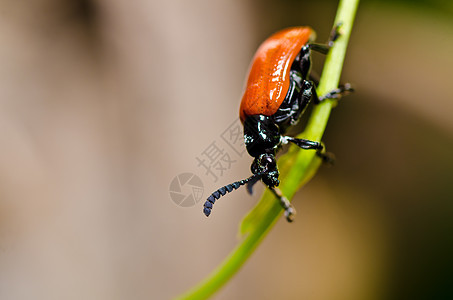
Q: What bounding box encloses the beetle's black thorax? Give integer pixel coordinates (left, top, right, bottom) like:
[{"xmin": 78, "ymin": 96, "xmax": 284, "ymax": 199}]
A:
[{"xmin": 243, "ymin": 115, "xmax": 281, "ymax": 158}]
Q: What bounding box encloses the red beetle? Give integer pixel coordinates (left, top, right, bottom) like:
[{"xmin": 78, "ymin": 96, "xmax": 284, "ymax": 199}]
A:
[{"xmin": 203, "ymin": 26, "xmax": 352, "ymax": 221}]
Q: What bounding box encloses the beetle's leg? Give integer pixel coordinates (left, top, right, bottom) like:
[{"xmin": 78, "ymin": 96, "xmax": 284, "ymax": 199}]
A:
[
  {"xmin": 283, "ymin": 136, "xmax": 322, "ymax": 150},
  {"xmin": 309, "ymin": 23, "xmax": 343, "ymax": 54},
  {"xmin": 270, "ymin": 187, "xmax": 296, "ymax": 222},
  {"xmin": 312, "ymin": 83, "xmax": 354, "ymax": 104},
  {"xmin": 309, "ymin": 43, "xmax": 330, "ymax": 55},
  {"xmin": 282, "ymin": 137, "xmax": 335, "ymax": 164},
  {"xmin": 295, "ymin": 52, "xmax": 353, "ymax": 104},
  {"xmin": 305, "ymin": 23, "xmax": 353, "ymax": 103},
  {"xmin": 317, "ymin": 83, "xmax": 354, "ymax": 103},
  {"xmin": 328, "ymin": 22, "xmax": 343, "ymax": 46}
]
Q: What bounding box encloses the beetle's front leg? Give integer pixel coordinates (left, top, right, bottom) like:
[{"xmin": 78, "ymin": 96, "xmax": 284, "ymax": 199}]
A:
[
  {"xmin": 282, "ymin": 136, "xmax": 335, "ymax": 164},
  {"xmin": 282, "ymin": 136, "xmax": 322, "ymax": 150},
  {"xmin": 270, "ymin": 187, "xmax": 296, "ymax": 222}
]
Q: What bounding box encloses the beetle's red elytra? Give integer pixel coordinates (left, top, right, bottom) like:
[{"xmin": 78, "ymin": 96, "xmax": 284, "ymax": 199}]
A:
[{"xmin": 240, "ymin": 27, "xmax": 314, "ymax": 122}]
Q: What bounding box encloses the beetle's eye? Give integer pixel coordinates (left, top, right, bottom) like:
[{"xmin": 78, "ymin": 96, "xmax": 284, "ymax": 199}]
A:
[{"xmin": 262, "ymin": 154, "xmax": 276, "ymax": 170}]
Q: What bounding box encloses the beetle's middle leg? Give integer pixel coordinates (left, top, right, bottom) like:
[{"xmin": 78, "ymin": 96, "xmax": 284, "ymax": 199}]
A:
[{"xmin": 312, "ymin": 83, "xmax": 354, "ymax": 104}]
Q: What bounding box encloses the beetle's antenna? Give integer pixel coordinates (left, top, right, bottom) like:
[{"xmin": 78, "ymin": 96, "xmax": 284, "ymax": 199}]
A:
[{"xmin": 203, "ymin": 173, "xmax": 263, "ymax": 217}]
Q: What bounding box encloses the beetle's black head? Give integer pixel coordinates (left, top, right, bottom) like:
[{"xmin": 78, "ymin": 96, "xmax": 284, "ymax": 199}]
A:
[{"xmin": 251, "ymin": 153, "xmax": 279, "ymax": 188}]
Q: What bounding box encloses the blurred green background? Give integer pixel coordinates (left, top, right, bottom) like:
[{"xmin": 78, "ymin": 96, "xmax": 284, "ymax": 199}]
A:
[{"xmin": 0, "ymin": 0, "xmax": 452, "ymax": 299}]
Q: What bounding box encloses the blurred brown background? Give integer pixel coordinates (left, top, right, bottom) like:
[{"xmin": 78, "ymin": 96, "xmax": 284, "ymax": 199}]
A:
[{"xmin": 0, "ymin": 0, "xmax": 452, "ymax": 299}]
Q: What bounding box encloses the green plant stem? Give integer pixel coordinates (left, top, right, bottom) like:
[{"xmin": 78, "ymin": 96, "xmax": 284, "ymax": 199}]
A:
[{"xmin": 176, "ymin": 1, "xmax": 359, "ymax": 299}]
